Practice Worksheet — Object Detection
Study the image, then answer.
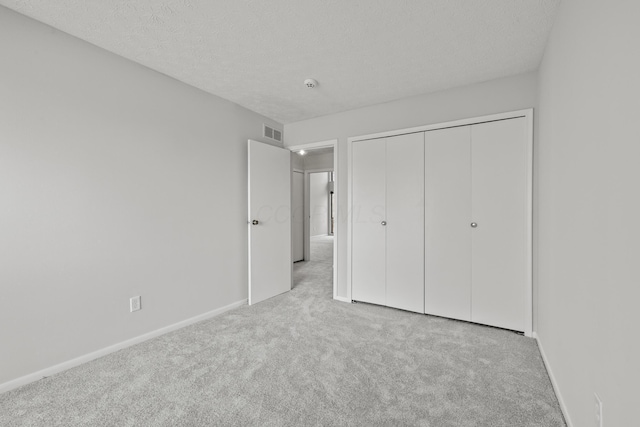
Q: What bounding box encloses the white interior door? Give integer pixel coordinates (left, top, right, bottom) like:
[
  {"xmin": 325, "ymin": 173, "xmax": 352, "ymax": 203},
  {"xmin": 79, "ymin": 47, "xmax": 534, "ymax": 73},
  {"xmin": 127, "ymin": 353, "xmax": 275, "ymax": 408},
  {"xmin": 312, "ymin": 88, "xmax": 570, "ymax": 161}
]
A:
[
  {"xmin": 425, "ymin": 126, "xmax": 472, "ymax": 321},
  {"xmin": 248, "ymin": 140, "xmax": 292, "ymax": 305},
  {"xmin": 386, "ymin": 133, "xmax": 424, "ymax": 313},
  {"xmin": 351, "ymin": 139, "xmax": 386, "ymax": 306},
  {"xmin": 292, "ymin": 171, "xmax": 304, "ymax": 262},
  {"xmin": 471, "ymin": 118, "xmax": 527, "ymax": 331}
]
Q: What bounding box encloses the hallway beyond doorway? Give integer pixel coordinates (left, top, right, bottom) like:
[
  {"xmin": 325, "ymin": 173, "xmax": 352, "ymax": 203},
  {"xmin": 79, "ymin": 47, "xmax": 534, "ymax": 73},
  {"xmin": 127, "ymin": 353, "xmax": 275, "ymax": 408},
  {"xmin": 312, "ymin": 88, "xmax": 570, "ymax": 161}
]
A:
[{"xmin": 293, "ymin": 235, "xmax": 333, "ymax": 289}]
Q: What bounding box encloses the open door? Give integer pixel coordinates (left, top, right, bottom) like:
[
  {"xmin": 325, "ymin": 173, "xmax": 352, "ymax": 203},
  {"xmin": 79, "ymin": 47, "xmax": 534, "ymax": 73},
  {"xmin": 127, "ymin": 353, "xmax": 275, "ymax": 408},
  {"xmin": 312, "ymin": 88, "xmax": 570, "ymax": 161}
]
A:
[{"xmin": 248, "ymin": 139, "xmax": 292, "ymax": 305}]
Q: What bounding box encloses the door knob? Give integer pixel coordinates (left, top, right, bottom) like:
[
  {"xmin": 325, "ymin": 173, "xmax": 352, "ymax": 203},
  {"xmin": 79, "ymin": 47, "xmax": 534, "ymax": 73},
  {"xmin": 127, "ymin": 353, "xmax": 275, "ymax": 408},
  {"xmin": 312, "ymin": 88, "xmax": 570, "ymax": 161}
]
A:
[
  {"xmin": 470, "ymin": 222, "xmax": 477, "ymax": 228},
  {"xmin": 381, "ymin": 221, "xmax": 387, "ymax": 226},
  {"xmin": 252, "ymin": 220, "xmax": 259, "ymax": 225}
]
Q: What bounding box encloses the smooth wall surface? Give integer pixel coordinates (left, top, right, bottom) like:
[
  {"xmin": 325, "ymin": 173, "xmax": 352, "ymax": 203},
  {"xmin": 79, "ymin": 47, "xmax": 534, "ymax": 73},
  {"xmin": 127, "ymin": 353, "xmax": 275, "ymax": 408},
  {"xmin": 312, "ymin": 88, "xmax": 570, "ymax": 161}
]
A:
[
  {"xmin": 536, "ymin": 0, "xmax": 640, "ymax": 425},
  {"xmin": 0, "ymin": 7, "xmax": 281, "ymax": 385},
  {"xmin": 285, "ymin": 72, "xmax": 538, "ymax": 298},
  {"xmin": 304, "ymin": 152, "xmax": 333, "ymax": 171}
]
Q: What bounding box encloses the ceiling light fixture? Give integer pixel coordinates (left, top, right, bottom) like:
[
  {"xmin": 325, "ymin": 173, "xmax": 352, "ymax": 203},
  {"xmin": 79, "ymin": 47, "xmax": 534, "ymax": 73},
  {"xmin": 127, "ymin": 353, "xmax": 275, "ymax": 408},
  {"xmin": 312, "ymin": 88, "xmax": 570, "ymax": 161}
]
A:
[
  {"xmin": 299, "ymin": 150, "xmax": 306, "ymax": 156},
  {"xmin": 304, "ymin": 79, "xmax": 318, "ymax": 89}
]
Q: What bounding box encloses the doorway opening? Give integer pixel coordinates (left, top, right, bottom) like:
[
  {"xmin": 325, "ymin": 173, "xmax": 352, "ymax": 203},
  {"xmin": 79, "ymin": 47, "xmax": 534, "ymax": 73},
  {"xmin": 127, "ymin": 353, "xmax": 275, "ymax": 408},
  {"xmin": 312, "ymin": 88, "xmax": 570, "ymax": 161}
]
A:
[{"xmin": 289, "ymin": 141, "xmax": 338, "ymax": 299}]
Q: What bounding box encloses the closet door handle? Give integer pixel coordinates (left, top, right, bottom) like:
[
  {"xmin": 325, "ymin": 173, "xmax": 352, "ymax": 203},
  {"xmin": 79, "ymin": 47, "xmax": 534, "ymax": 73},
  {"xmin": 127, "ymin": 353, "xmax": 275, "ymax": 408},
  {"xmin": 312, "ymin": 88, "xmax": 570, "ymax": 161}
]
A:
[
  {"xmin": 470, "ymin": 222, "xmax": 477, "ymax": 228},
  {"xmin": 251, "ymin": 220, "xmax": 259, "ymax": 225},
  {"xmin": 381, "ymin": 221, "xmax": 387, "ymax": 226}
]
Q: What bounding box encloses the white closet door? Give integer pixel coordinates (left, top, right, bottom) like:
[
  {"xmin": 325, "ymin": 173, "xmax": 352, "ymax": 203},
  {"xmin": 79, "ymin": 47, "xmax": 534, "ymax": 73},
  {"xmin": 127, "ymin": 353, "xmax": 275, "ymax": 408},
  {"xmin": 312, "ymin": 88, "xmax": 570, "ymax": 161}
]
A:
[
  {"xmin": 386, "ymin": 133, "xmax": 424, "ymax": 313},
  {"xmin": 424, "ymin": 126, "xmax": 472, "ymax": 321},
  {"xmin": 471, "ymin": 118, "xmax": 528, "ymax": 331},
  {"xmin": 351, "ymin": 139, "xmax": 386, "ymax": 306}
]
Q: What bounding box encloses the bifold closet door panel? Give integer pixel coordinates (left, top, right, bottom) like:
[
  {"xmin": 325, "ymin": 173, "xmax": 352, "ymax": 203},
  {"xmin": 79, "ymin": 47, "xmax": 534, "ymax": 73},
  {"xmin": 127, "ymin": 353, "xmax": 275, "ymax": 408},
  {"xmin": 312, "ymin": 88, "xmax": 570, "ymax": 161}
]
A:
[
  {"xmin": 386, "ymin": 133, "xmax": 424, "ymax": 313},
  {"xmin": 471, "ymin": 118, "xmax": 527, "ymax": 332},
  {"xmin": 351, "ymin": 139, "xmax": 386, "ymax": 306},
  {"xmin": 424, "ymin": 126, "xmax": 472, "ymax": 321}
]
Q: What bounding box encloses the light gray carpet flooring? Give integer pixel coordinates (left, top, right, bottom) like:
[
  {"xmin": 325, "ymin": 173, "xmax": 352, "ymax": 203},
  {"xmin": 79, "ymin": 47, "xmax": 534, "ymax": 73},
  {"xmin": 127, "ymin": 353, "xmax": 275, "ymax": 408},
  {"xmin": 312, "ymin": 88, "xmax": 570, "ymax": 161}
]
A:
[{"xmin": 1, "ymin": 236, "xmax": 565, "ymax": 426}]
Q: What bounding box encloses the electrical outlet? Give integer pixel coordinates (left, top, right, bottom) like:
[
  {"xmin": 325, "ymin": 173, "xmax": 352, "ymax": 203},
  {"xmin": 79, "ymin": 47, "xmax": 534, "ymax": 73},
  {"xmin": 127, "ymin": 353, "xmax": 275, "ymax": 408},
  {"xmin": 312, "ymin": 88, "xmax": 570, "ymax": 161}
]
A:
[
  {"xmin": 594, "ymin": 393, "xmax": 603, "ymax": 427},
  {"xmin": 130, "ymin": 296, "xmax": 141, "ymax": 312}
]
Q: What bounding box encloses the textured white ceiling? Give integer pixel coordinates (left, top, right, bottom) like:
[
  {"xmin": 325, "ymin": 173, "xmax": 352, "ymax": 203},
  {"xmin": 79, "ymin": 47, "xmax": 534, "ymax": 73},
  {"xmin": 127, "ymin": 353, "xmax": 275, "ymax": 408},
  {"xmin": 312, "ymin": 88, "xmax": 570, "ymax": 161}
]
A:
[{"xmin": 0, "ymin": 0, "xmax": 559, "ymax": 124}]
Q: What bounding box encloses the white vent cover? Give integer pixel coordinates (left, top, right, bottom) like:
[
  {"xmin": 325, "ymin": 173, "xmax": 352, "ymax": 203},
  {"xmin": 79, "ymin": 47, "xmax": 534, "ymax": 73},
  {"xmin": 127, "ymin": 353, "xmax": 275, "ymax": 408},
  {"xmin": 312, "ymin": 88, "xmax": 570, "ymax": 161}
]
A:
[{"xmin": 263, "ymin": 124, "xmax": 283, "ymax": 142}]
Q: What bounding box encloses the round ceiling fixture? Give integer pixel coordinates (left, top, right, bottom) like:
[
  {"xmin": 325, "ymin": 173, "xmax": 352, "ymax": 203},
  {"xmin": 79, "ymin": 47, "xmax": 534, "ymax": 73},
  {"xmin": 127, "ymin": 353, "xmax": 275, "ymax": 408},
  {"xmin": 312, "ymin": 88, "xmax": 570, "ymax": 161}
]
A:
[
  {"xmin": 298, "ymin": 150, "xmax": 306, "ymax": 156},
  {"xmin": 304, "ymin": 79, "xmax": 318, "ymax": 89}
]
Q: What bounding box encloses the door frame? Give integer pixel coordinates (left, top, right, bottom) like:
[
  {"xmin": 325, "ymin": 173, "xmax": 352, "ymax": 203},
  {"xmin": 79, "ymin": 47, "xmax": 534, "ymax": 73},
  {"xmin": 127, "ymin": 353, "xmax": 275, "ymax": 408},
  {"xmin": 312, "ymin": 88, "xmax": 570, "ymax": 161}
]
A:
[
  {"xmin": 288, "ymin": 139, "xmax": 339, "ymax": 301},
  {"xmin": 347, "ymin": 109, "xmax": 533, "ymax": 337}
]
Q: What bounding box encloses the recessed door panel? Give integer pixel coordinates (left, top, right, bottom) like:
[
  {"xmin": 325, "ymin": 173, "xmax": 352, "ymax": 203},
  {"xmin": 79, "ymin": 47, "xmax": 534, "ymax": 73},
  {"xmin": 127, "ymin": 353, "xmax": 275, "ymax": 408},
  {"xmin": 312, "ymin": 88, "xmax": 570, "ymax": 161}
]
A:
[
  {"xmin": 424, "ymin": 126, "xmax": 472, "ymax": 321},
  {"xmin": 351, "ymin": 139, "xmax": 386, "ymax": 306},
  {"xmin": 386, "ymin": 133, "xmax": 424, "ymax": 313},
  {"xmin": 471, "ymin": 118, "xmax": 527, "ymax": 331}
]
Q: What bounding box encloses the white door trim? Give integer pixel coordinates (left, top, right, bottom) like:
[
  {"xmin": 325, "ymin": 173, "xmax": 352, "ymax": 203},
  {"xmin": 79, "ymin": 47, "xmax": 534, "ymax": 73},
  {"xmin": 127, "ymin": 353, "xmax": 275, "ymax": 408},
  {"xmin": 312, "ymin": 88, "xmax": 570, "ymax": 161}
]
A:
[
  {"xmin": 288, "ymin": 140, "xmax": 340, "ymax": 301},
  {"xmin": 347, "ymin": 110, "xmax": 533, "ymax": 337}
]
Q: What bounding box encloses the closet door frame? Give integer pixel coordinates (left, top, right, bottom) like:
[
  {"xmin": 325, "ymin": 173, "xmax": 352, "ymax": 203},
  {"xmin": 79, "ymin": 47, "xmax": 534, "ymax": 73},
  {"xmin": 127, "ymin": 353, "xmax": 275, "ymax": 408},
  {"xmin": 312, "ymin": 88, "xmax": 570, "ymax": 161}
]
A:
[{"xmin": 347, "ymin": 109, "xmax": 533, "ymax": 337}]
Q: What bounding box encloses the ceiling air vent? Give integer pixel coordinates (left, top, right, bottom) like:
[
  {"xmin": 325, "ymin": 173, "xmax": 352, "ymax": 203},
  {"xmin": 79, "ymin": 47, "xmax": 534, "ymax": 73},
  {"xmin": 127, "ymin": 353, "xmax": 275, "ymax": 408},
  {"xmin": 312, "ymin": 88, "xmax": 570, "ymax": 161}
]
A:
[{"xmin": 263, "ymin": 124, "xmax": 282, "ymax": 143}]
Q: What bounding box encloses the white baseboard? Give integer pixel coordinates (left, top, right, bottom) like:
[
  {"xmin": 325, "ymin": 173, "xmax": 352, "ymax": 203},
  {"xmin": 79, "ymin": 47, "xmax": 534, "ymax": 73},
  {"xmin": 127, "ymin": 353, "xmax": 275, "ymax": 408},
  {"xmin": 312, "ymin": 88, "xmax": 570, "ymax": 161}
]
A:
[
  {"xmin": 533, "ymin": 332, "xmax": 573, "ymax": 427},
  {"xmin": 0, "ymin": 299, "xmax": 247, "ymax": 394},
  {"xmin": 333, "ymin": 296, "xmax": 352, "ymax": 303}
]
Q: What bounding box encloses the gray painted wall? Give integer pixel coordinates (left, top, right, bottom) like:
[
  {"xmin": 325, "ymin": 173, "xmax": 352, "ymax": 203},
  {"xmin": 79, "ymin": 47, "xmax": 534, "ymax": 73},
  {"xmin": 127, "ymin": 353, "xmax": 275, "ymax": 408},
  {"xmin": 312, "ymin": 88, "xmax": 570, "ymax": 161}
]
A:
[
  {"xmin": 304, "ymin": 152, "xmax": 333, "ymax": 171},
  {"xmin": 291, "ymin": 151, "xmax": 333, "ymax": 172},
  {"xmin": 291, "ymin": 152, "xmax": 305, "ymax": 170},
  {"xmin": 0, "ymin": 7, "xmax": 281, "ymax": 385},
  {"xmin": 536, "ymin": 0, "xmax": 640, "ymax": 425},
  {"xmin": 284, "ymin": 71, "xmax": 538, "ymax": 299}
]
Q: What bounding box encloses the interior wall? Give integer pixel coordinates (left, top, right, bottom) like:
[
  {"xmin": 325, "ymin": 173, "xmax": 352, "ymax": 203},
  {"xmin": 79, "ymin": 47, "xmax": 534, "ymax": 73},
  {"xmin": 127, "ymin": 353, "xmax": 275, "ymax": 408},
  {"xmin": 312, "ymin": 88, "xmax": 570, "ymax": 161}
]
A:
[
  {"xmin": 284, "ymin": 71, "xmax": 538, "ymax": 299},
  {"xmin": 304, "ymin": 152, "xmax": 334, "ymax": 170},
  {"xmin": 536, "ymin": 0, "xmax": 640, "ymax": 425},
  {"xmin": 0, "ymin": 7, "xmax": 281, "ymax": 386},
  {"xmin": 291, "ymin": 151, "xmax": 305, "ymax": 170},
  {"xmin": 291, "ymin": 151, "xmax": 334, "ymax": 171},
  {"xmin": 309, "ymin": 173, "xmax": 330, "ymax": 237}
]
